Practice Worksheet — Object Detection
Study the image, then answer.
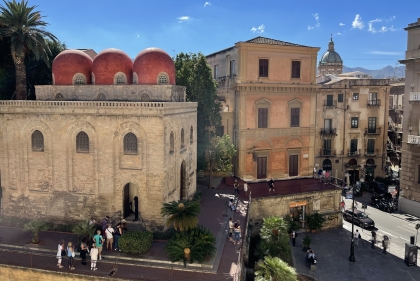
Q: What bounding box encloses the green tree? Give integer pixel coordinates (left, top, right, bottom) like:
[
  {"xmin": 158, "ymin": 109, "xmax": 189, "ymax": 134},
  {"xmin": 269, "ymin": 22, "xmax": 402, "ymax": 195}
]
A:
[
  {"xmin": 259, "ymin": 216, "xmax": 290, "ymax": 261},
  {"xmin": 164, "ymin": 225, "xmax": 216, "ymax": 267},
  {"xmin": 161, "ymin": 200, "xmax": 201, "ymax": 232},
  {"xmin": 210, "ymin": 135, "xmax": 237, "ymax": 175},
  {"xmin": 306, "ymin": 212, "xmax": 326, "ymax": 232},
  {"xmin": 23, "ymin": 220, "xmax": 48, "ymax": 244},
  {"xmin": 175, "ymin": 52, "xmax": 221, "ymax": 170},
  {"xmin": 72, "ymin": 220, "xmax": 95, "ymax": 244},
  {"xmin": 255, "ymin": 256, "xmax": 298, "ymax": 281},
  {"xmin": 0, "ymin": 0, "xmax": 57, "ymax": 100}
]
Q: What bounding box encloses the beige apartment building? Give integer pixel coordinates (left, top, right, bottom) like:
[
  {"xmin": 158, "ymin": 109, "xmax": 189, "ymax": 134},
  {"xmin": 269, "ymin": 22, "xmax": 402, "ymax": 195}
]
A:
[
  {"xmin": 315, "ymin": 73, "xmax": 390, "ymax": 182},
  {"xmin": 399, "ymin": 18, "xmax": 420, "ymax": 216},
  {"xmin": 206, "ymin": 37, "xmax": 320, "ymax": 181}
]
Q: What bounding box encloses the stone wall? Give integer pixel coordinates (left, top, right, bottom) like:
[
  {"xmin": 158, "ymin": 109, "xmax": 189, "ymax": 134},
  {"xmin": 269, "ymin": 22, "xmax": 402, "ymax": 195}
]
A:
[{"xmin": 0, "ymin": 101, "xmax": 197, "ymax": 229}]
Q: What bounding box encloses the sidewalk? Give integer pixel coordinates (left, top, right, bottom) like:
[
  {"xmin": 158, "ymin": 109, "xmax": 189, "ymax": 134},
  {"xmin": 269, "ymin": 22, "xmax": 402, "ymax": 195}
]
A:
[
  {"xmin": 0, "ymin": 182, "xmax": 248, "ymax": 280},
  {"xmin": 291, "ymin": 227, "xmax": 420, "ymax": 281}
]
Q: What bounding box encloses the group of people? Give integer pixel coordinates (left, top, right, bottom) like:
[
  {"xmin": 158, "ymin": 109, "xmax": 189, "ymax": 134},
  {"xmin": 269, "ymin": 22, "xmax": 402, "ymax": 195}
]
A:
[
  {"xmin": 314, "ymin": 167, "xmax": 331, "ymax": 184},
  {"xmin": 56, "ymin": 216, "xmax": 127, "ymax": 271},
  {"xmin": 228, "ymin": 218, "xmax": 242, "ymax": 245}
]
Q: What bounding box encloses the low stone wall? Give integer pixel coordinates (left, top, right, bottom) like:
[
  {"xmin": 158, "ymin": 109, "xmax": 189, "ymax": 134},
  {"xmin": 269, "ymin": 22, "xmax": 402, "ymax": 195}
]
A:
[{"xmin": 0, "ymin": 264, "xmax": 127, "ymax": 281}]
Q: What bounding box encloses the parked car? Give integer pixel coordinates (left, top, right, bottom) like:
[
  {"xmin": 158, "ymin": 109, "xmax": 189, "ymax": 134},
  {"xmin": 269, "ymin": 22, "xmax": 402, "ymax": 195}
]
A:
[
  {"xmin": 368, "ymin": 181, "xmax": 387, "ymax": 194},
  {"xmin": 343, "ymin": 209, "xmax": 375, "ymax": 229}
]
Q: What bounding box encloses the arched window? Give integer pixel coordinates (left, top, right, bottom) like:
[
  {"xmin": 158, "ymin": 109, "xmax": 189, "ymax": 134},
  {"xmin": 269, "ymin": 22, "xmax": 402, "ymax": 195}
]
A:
[
  {"xmin": 190, "ymin": 126, "xmax": 193, "ymax": 143},
  {"xmin": 31, "ymin": 130, "xmax": 44, "ymax": 152},
  {"xmin": 124, "ymin": 133, "xmax": 138, "ymax": 155},
  {"xmin": 141, "ymin": 93, "xmax": 150, "ymax": 102},
  {"xmin": 55, "ymin": 93, "xmax": 64, "ymax": 101},
  {"xmin": 133, "ymin": 73, "xmax": 138, "ymax": 84},
  {"xmin": 170, "ymin": 132, "xmax": 174, "ymax": 153},
  {"xmin": 157, "ymin": 72, "xmax": 169, "ymax": 85},
  {"xmin": 181, "ymin": 128, "xmax": 185, "ymax": 148},
  {"xmin": 92, "ymin": 73, "xmax": 95, "ymax": 84},
  {"xmin": 97, "ymin": 93, "xmax": 106, "ymax": 101},
  {"xmin": 74, "ymin": 75, "xmax": 86, "ymax": 85},
  {"xmin": 114, "ymin": 72, "xmax": 126, "ymax": 85},
  {"xmin": 76, "ymin": 131, "xmax": 89, "ymax": 153}
]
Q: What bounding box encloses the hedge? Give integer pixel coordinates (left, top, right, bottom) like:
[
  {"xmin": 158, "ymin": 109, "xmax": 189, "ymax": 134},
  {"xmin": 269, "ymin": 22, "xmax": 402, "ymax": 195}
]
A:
[{"xmin": 118, "ymin": 231, "xmax": 153, "ymax": 254}]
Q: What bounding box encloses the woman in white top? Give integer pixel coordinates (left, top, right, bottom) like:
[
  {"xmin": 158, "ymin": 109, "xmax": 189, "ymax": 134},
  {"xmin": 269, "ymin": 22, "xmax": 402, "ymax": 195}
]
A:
[
  {"xmin": 56, "ymin": 240, "xmax": 64, "ymax": 268},
  {"xmin": 105, "ymin": 224, "xmax": 115, "ymax": 252},
  {"xmin": 90, "ymin": 244, "xmax": 99, "ymax": 271}
]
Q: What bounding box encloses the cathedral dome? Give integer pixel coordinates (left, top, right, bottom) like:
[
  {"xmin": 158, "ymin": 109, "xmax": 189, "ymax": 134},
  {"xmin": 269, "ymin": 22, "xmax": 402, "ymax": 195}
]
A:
[
  {"xmin": 319, "ymin": 38, "xmax": 343, "ymax": 65},
  {"xmin": 91, "ymin": 49, "xmax": 133, "ymax": 85},
  {"xmin": 52, "ymin": 50, "xmax": 93, "ymax": 85},
  {"xmin": 133, "ymin": 48, "xmax": 175, "ymax": 85}
]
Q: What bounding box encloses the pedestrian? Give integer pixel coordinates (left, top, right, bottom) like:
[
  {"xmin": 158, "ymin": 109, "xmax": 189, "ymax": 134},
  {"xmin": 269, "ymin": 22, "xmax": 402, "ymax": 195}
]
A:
[
  {"xmin": 114, "ymin": 221, "xmax": 123, "ymax": 251},
  {"xmin": 233, "ymin": 179, "xmax": 239, "ymax": 195},
  {"xmin": 101, "ymin": 216, "xmax": 110, "ymax": 238},
  {"xmin": 67, "ymin": 242, "xmax": 75, "ymax": 270},
  {"xmin": 93, "ymin": 229, "xmax": 104, "ymax": 260},
  {"xmin": 268, "ymin": 178, "xmax": 276, "ymax": 193},
  {"xmin": 80, "ymin": 238, "xmax": 88, "ymax": 266},
  {"xmin": 229, "ymin": 199, "xmax": 236, "ymax": 212},
  {"xmin": 105, "ymin": 224, "xmax": 115, "ymax": 252},
  {"xmin": 340, "ymin": 200, "xmax": 345, "ymax": 212},
  {"xmin": 243, "ymin": 182, "xmax": 249, "ymax": 195},
  {"xmin": 121, "ymin": 219, "xmax": 128, "ymax": 234},
  {"xmin": 354, "ymin": 230, "xmax": 360, "ymax": 245},
  {"xmin": 56, "ymin": 240, "xmax": 64, "ymax": 268},
  {"xmin": 313, "ymin": 167, "xmax": 317, "ymax": 178},
  {"xmin": 88, "ymin": 217, "xmax": 96, "ymax": 226},
  {"xmin": 233, "ymin": 222, "xmax": 241, "ymax": 245},
  {"xmin": 352, "ymin": 201, "xmax": 358, "ymax": 209},
  {"xmin": 228, "ymin": 218, "xmax": 234, "ymax": 242},
  {"xmin": 291, "ymin": 230, "xmax": 297, "ymax": 247},
  {"xmin": 90, "ymin": 243, "xmax": 99, "ymax": 271},
  {"xmin": 325, "ymin": 170, "xmax": 330, "ymax": 184},
  {"xmin": 317, "ymin": 168, "xmax": 323, "ymax": 180}
]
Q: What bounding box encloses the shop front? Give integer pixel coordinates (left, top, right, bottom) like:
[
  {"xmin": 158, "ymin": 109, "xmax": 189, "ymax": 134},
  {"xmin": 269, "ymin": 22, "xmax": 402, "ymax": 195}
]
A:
[{"xmin": 289, "ymin": 200, "xmax": 307, "ymax": 229}]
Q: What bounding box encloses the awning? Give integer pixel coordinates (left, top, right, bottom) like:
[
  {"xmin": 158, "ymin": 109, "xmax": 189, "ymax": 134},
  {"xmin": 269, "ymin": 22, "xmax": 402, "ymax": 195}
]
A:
[{"xmin": 289, "ymin": 201, "xmax": 307, "ymax": 208}]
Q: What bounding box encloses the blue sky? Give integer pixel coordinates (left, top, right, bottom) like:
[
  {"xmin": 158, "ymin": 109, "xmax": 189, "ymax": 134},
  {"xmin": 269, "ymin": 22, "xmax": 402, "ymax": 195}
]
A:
[{"xmin": 28, "ymin": 0, "xmax": 419, "ymax": 69}]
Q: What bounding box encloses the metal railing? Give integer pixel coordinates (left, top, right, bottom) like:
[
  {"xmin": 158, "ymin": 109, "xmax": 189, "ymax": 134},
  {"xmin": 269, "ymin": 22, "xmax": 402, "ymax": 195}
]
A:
[
  {"xmin": 365, "ymin": 127, "xmax": 381, "ymax": 135},
  {"xmin": 319, "ymin": 148, "xmax": 336, "ymax": 156},
  {"xmin": 365, "ymin": 149, "xmax": 379, "ymax": 156},
  {"xmin": 320, "ymin": 128, "xmax": 336, "ymax": 136},
  {"xmin": 348, "ymin": 149, "xmax": 361, "ymax": 156},
  {"xmin": 367, "ymin": 99, "xmax": 381, "ymax": 106},
  {"xmin": 408, "ymin": 135, "xmax": 420, "ymax": 144},
  {"xmin": 409, "ymin": 92, "xmax": 420, "ymax": 102},
  {"xmin": 323, "ymin": 100, "xmax": 337, "ymax": 107}
]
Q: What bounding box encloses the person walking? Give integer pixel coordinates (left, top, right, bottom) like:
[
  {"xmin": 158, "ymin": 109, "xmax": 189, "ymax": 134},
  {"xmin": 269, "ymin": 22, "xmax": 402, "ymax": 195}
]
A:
[
  {"xmin": 90, "ymin": 244, "xmax": 99, "ymax": 271},
  {"xmin": 105, "ymin": 224, "xmax": 115, "ymax": 252},
  {"xmin": 354, "ymin": 230, "xmax": 360, "ymax": 245},
  {"xmin": 56, "ymin": 240, "xmax": 64, "ymax": 268},
  {"xmin": 233, "ymin": 222, "xmax": 241, "ymax": 245},
  {"xmin": 340, "ymin": 200, "xmax": 345, "ymax": 212},
  {"xmin": 325, "ymin": 170, "xmax": 330, "ymax": 184},
  {"xmin": 233, "ymin": 179, "xmax": 239, "ymax": 195},
  {"xmin": 229, "ymin": 199, "xmax": 236, "ymax": 212},
  {"xmin": 114, "ymin": 221, "xmax": 123, "ymax": 251},
  {"xmin": 268, "ymin": 179, "xmax": 276, "ymax": 193},
  {"xmin": 101, "ymin": 216, "xmax": 110, "ymax": 238},
  {"xmin": 67, "ymin": 242, "xmax": 75, "ymax": 270},
  {"xmin": 228, "ymin": 218, "xmax": 234, "ymax": 242},
  {"xmin": 80, "ymin": 238, "xmax": 88, "ymax": 266},
  {"xmin": 243, "ymin": 182, "xmax": 249, "ymax": 196},
  {"xmin": 313, "ymin": 167, "xmax": 317, "ymax": 178},
  {"xmin": 93, "ymin": 229, "xmax": 104, "ymax": 260},
  {"xmin": 291, "ymin": 230, "xmax": 297, "ymax": 247}
]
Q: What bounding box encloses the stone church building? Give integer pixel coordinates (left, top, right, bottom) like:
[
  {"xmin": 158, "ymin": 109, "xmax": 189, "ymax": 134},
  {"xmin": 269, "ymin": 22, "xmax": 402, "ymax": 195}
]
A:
[{"xmin": 0, "ymin": 48, "xmax": 197, "ymax": 229}]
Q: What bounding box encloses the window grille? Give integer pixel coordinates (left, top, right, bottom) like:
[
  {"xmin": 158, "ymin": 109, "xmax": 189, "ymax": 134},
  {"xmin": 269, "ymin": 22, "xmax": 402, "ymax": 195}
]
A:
[
  {"xmin": 116, "ymin": 75, "xmax": 125, "ymax": 84},
  {"xmin": 76, "ymin": 131, "xmax": 89, "ymax": 153},
  {"xmin": 31, "ymin": 130, "xmax": 44, "ymax": 151},
  {"xmin": 97, "ymin": 93, "xmax": 106, "ymax": 101},
  {"xmin": 141, "ymin": 93, "xmax": 150, "ymax": 102},
  {"xmin": 133, "ymin": 73, "xmax": 138, "ymax": 84},
  {"xmin": 158, "ymin": 74, "xmax": 168, "ymax": 85},
  {"xmin": 55, "ymin": 93, "xmax": 64, "ymax": 101},
  {"xmin": 74, "ymin": 75, "xmax": 85, "ymax": 85},
  {"xmin": 124, "ymin": 133, "xmax": 138, "ymax": 154}
]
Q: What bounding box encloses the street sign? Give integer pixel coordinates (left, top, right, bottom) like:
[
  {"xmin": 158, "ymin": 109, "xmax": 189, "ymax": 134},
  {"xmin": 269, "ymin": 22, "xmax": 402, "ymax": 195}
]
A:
[
  {"xmin": 362, "ymin": 204, "xmax": 367, "ymax": 209},
  {"xmin": 415, "ymin": 224, "xmax": 420, "ymax": 230}
]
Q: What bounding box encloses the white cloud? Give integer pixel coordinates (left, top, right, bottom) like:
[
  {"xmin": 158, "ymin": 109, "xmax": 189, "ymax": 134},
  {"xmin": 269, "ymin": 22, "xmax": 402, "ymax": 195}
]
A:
[
  {"xmin": 335, "ymin": 32, "xmax": 342, "ymax": 36},
  {"xmin": 250, "ymin": 24, "xmax": 265, "ymax": 33},
  {"xmin": 308, "ymin": 13, "xmax": 320, "ymax": 31},
  {"xmin": 385, "ymin": 16, "xmax": 396, "ymax": 22},
  {"xmin": 136, "ymin": 32, "xmax": 140, "ymax": 38},
  {"xmin": 368, "ymin": 22, "xmax": 376, "ymax": 33},
  {"xmin": 204, "ymin": 2, "xmax": 211, "ymax": 7},
  {"xmin": 352, "ymin": 14, "xmax": 364, "ymax": 29},
  {"xmin": 367, "ymin": 51, "xmax": 402, "ymax": 55},
  {"xmin": 369, "ymin": 18, "xmax": 382, "ymax": 23},
  {"xmin": 379, "ymin": 26, "xmax": 388, "ymax": 33},
  {"xmin": 177, "ymin": 16, "xmax": 190, "ymax": 23},
  {"xmin": 339, "ymin": 23, "xmax": 345, "ymax": 26}
]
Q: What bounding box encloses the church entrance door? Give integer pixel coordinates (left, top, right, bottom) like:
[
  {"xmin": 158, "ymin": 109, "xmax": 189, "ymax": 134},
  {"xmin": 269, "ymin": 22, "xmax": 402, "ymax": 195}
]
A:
[
  {"xmin": 180, "ymin": 161, "xmax": 186, "ymax": 200},
  {"xmin": 123, "ymin": 183, "xmax": 131, "ymax": 218}
]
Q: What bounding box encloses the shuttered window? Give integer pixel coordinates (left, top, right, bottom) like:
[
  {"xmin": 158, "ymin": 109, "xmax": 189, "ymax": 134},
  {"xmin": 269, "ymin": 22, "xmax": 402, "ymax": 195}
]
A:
[
  {"xmin": 258, "ymin": 108, "xmax": 268, "ymax": 128},
  {"xmin": 289, "ymin": 155, "xmax": 298, "ymax": 176},
  {"xmin": 257, "ymin": 157, "xmax": 267, "ymax": 179},
  {"xmin": 291, "ymin": 108, "xmax": 300, "ymax": 127}
]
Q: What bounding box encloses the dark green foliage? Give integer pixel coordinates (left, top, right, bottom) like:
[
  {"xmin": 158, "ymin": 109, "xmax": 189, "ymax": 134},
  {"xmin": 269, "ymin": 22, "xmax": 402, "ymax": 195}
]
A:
[
  {"xmin": 164, "ymin": 225, "xmax": 216, "ymax": 266},
  {"xmin": 175, "ymin": 53, "xmax": 221, "ymax": 168},
  {"xmin": 210, "ymin": 135, "xmax": 237, "ymax": 175},
  {"xmin": 72, "ymin": 220, "xmax": 95, "ymax": 240},
  {"xmin": 302, "ymin": 236, "xmax": 311, "ymax": 249},
  {"xmin": 118, "ymin": 231, "xmax": 153, "ymax": 254},
  {"xmin": 160, "ymin": 200, "xmax": 201, "ymax": 232},
  {"xmin": 153, "ymin": 227, "xmax": 175, "ymax": 241},
  {"xmin": 192, "ymin": 191, "xmax": 202, "ymax": 202},
  {"xmin": 255, "ymin": 256, "xmax": 298, "ymax": 281},
  {"xmin": 23, "ymin": 220, "xmax": 48, "ymax": 244},
  {"xmin": 283, "ymin": 215, "xmax": 300, "ymax": 234},
  {"xmin": 306, "ymin": 212, "xmax": 326, "ymax": 231}
]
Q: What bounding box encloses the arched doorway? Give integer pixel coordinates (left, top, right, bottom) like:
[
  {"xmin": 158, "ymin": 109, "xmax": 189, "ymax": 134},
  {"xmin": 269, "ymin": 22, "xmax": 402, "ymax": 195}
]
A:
[
  {"xmin": 347, "ymin": 159, "xmax": 359, "ymax": 185},
  {"xmin": 180, "ymin": 161, "xmax": 186, "ymax": 200},
  {"xmin": 123, "ymin": 183, "xmax": 134, "ymax": 218},
  {"xmin": 365, "ymin": 158, "xmax": 376, "ymax": 183},
  {"xmin": 322, "ymin": 159, "xmax": 332, "ymax": 171}
]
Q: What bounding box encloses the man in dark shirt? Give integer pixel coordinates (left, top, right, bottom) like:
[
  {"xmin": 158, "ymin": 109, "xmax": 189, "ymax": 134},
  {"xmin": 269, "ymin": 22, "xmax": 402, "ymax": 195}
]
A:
[
  {"xmin": 268, "ymin": 179, "xmax": 275, "ymax": 193},
  {"xmin": 101, "ymin": 216, "xmax": 109, "ymax": 237}
]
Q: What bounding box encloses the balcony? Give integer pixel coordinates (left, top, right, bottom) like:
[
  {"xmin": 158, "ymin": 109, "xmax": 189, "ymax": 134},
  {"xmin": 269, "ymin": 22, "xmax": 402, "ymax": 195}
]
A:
[
  {"xmin": 408, "ymin": 135, "xmax": 420, "ymax": 145},
  {"xmin": 409, "ymin": 92, "xmax": 420, "ymax": 103},
  {"xmin": 319, "ymin": 149, "xmax": 336, "ymax": 157},
  {"xmin": 365, "ymin": 127, "xmax": 381, "ymax": 136},
  {"xmin": 367, "ymin": 99, "xmax": 381, "ymax": 107},
  {"xmin": 323, "ymin": 100, "xmax": 337, "ymax": 108},
  {"xmin": 365, "ymin": 149, "xmax": 379, "ymax": 156},
  {"xmin": 348, "ymin": 149, "xmax": 361, "ymax": 157},
  {"xmin": 320, "ymin": 128, "xmax": 337, "ymax": 136}
]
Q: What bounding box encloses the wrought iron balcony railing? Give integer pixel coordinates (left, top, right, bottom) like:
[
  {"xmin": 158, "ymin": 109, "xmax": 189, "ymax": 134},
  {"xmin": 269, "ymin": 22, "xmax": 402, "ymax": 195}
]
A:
[
  {"xmin": 365, "ymin": 127, "xmax": 381, "ymax": 135},
  {"xmin": 348, "ymin": 149, "xmax": 361, "ymax": 157},
  {"xmin": 319, "ymin": 149, "xmax": 336, "ymax": 157},
  {"xmin": 367, "ymin": 99, "xmax": 381, "ymax": 107},
  {"xmin": 320, "ymin": 128, "xmax": 336, "ymax": 136}
]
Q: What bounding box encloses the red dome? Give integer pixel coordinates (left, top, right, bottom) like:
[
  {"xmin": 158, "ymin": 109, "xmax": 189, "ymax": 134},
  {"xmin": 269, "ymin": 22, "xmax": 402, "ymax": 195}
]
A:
[
  {"xmin": 91, "ymin": 49, "xmax": 133, "ymax": 85},
  {"xmin": 133, "ymin": 48, "xmax": 175, "ymax": 85},
  {"xmin": 52, "ymin": 50, "xmax": 93, "ymax": 85}
]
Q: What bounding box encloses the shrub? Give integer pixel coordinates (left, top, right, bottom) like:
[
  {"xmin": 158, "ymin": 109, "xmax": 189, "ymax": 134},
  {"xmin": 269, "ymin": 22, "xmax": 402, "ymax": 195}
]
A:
[
  {"xmin": 283, "ymin": 215, "xmax": 300, "ymax": 234},
  {"xmin": 23, "ymin": 220, "xmax": 48, "ymax": 244},
  {"xmin": 306, "ymin": 212, "xmax": 326, "ymax": 232},
  {"xmin": 153, "ymin": 227, "xmax": 175, "ymax": 241},
  {"xmin": 119, "ymin": 231, "xmax": 153, "ymax": 254},
  {"xmin": 302, "ymin": 236, "xmax": 311, "ymax": 249}
]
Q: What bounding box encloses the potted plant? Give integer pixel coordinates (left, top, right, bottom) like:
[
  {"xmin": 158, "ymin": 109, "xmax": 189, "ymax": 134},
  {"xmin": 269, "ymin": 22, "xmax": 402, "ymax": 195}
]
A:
[
  {"xmin": 302, "ymin": 236, "xmax": 311, "ymax": 251},
  {"xmin": 23, "ymin": 220, "xmax": 48, "ymax": 244},
  {"xmin": 306, "ymin": 212, "xmax": 326, "ymax": 232}
]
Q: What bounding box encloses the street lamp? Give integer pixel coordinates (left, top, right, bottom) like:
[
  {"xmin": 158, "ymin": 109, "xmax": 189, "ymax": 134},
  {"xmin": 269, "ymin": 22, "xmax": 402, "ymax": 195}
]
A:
[
  {"xmin": 208, "ymin": 150, "xmax": 213, "ymax": 189},
  {"xmin": 345, "ymin": 162, "xmax": 361, "ymax": 262}
]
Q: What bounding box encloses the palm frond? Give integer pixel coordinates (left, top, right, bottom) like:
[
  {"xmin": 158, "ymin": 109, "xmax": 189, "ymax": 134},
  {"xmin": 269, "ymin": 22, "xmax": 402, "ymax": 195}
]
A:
[{"xmin": 161, "ymin": 200, "xmax": 201, "ymax": 232}]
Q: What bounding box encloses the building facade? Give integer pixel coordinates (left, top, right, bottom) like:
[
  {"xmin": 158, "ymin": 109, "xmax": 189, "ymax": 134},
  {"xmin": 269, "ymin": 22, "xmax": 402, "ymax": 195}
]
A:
[
  {"xmin": 399, "ymin": 18, "xmax": 420, "ymax": 216},
  {"xmin": 387, "ymin": 82, "xmax": 404, "ymax": 168},
  {"xmin": 315, "ymin": 74, "xmax": 390, "ymax": 182},
  {"xmin": 206, "ymin": 37, "xmax": 320, "ymax": 181},
  {"xmin": 0, "ymin": 48, "xmax": 197, "ymax": 229}
]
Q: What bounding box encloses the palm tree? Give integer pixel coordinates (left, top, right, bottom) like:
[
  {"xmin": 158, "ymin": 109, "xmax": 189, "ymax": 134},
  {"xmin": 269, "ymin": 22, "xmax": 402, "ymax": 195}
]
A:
[
  {"xmin": 23, "ymin": 220, "xmax": 48, "ymax": 244},
  {"xmin": 164, "ymin": 225, "xmax": 216, "ymax": 267},
  {"xmin": 255, "ymin": 256, "xmax": 298, "ymax": 281},
  {"xmin": 0, "ymin": 0, "xmax": 57, "ymax": 100},
  {"xmin": 161, "ymin": 199, "xmax": 201, "ymax": 232},
  {"xmin": 259, "ymin": 216, "xmax": 290, "ymax": 258},
  {"xmin": 72, "ymin": 220, "xmax": 95, "ymax": 245}
]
